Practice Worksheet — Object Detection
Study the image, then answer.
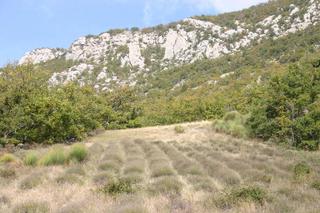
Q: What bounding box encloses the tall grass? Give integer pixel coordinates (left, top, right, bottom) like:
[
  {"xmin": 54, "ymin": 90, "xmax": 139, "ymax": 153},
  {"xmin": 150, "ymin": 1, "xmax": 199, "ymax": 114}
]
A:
[
  {"xmin": 39, "ymin": 146, "xmax": 67, "ymax": 166},
  {"xmin": 212, "ymin": 111, "xmax": 249, "ymax": 138},
  {"xmin": 0, "ymin": 153, "xmax": 16, "ymax": 164},
  {"xmin": 23, "ymin": 152, "xmax": 38, "ymax": 167},
  {"xmin": 68, "ymin": 143, "xmax": 88, "ymax": 162}
]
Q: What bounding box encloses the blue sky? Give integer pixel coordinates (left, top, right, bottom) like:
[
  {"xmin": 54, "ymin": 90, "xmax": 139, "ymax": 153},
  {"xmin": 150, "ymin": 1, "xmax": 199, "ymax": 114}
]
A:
[{"xmin": 0, "ymin": 0, "xmax": 267, "ymax": 66}]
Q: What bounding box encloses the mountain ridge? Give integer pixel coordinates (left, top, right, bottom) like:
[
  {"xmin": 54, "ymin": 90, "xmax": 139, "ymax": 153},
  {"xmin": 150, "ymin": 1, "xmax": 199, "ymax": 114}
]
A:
[{"xmin": 19, "ymin": 0, "xmax": 320, "ymax": 91}]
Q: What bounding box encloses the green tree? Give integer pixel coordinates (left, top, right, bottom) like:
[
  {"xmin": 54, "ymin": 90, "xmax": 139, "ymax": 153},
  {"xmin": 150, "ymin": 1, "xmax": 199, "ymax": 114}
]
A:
[{"xmin": 247, "ymin": 61, "xmax": 320, "ymax": 150}]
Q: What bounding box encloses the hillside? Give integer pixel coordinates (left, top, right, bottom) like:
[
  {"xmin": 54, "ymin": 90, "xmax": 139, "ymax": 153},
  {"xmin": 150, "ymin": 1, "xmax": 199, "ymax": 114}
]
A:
[
  {"xmin": 19, "ymin": 0, "xmax": 320, "ymax": 92},
  {"xmin": 1, "ymin": 1, "xmax": 320, "ymax": 212},
  {"xmin": 0, "ymin": 0, "xmax": 319, "ymax": 149},
  {"xmin": 1, "ymin": 122, "xmax": 320, "ymax": 212}
]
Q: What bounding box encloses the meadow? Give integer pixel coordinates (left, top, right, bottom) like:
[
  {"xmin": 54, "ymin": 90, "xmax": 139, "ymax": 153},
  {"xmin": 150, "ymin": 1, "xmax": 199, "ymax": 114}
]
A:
[{"xmin": 0, "ymin": 122, "xmax": 319, "ymax": 213}]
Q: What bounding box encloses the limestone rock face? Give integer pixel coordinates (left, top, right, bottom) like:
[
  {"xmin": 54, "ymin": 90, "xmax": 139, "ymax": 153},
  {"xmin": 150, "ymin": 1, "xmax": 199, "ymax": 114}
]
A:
[
  {"xmin": 19, "ymin": 48, "xmax": 66, "ymax": 65},
  {"xmin": 19, "ymin": 0, "xmax": 320, "ymax": 90}
]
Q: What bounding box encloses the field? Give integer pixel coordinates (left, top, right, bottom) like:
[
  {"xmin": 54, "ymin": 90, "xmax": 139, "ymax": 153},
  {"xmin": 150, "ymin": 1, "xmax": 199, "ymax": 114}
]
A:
[{"xmin": 0, "ymin": 122, "xmax": 320, "ymax": 213}]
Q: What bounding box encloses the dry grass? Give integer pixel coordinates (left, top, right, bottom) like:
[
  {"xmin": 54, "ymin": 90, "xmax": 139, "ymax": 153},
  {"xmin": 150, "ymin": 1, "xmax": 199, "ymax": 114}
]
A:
[{"xmin": 1, "ymin": 121, "xmax": 320, "ymax": 212}]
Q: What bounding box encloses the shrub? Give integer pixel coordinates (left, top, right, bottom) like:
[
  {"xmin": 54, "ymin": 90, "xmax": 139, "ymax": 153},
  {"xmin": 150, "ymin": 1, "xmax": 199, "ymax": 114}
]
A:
[
  {"xmin": 39, "ymin": 147, "xmax": 67, "ymax": 166},
  {"xmin": 0, "ymin": 167, "xmax": 16, "ymax": 178},
  {"xmin": 12, "ymin": 201, "xmax": 49, "ymax": 213},
  {"xmin": 98, "ymin": 160, "xmax": 121, "ymax": 173},
  {"xmin": 0, "ymin": 153, "xmax": 16, "ymax": 164},
  {"xmin": 122, "ymin": 172, "xmax": 144, "ymax": 184},
  {"xmin": 24, "ymin": 152, "xmax": 38, "ymax": 167},
  {"xmin": 68, "ymin": 144, "xmax": 88, "ymax": 162},
  {"xmin": 215, "ymin": 186, "xmax": 267, "ymax": 208},
  {"xmin": 174, "ymin": 125, "xmax": 185, "ymax": 134},
  {"xmin": 19, "ymin": 174, "xmax": 43, "ymax": 190},
  {"xmin": 55, "ymin": 174, "xmax": 82, "ymax": 185},
  {"xmin": 100, "ymin": 178, "xmax": 133, "ymax": 195},
  {"xmin": 298, "ymin": 140, "xmax": 319, "ymax": 151},
  {"xmin": 311, "ymin": 180, "xmax": 320, "ymax": 190},
  {"xmin": 294, "ymin": 162, "xmax": 311, "ymax": 180},
  {"xmin": 212, "ymin": 111, "xmax": 249, "ymax": 138},
  {"xmin": 247, "ymin": 64, "xmax": 320, "ymax": 150},
  {"xmin": 148, "ymin": 177, "xmax": 182, "ymax": 195}
]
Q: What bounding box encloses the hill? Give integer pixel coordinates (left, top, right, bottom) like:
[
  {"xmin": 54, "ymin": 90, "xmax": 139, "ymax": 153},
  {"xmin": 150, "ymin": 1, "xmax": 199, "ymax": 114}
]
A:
[{"xmin": 19, "ymin": 0, "xmax": 320, "ymax": 91}]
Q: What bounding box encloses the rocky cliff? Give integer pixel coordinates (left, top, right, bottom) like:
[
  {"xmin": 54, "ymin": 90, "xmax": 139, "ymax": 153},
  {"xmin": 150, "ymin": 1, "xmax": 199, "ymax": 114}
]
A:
[{"xmin": 19, "ymin": 0, "xmax": 320, "ymax": 91}]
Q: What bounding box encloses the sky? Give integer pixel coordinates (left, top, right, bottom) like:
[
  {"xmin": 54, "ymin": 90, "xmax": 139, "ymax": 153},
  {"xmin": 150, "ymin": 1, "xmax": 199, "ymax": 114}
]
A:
[{"xmin": 0, "ymin": 0, "xmax": 267, "ymax": 66}]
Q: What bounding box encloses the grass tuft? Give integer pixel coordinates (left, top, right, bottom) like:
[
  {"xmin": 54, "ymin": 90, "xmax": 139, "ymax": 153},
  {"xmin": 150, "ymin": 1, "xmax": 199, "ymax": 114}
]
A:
[
  {"xmin": 0, "ymin": 153, "xmax": 16, "ymax": 164},
  {"xmin": 100, "ymin": 178, "xmax": 134, "ymax": 195},
  {"xmin": 56, "ymin": 173, "xmax": 82, "ymax": 185},
  {"xmin": 294, "ymin": 162, "xmax": 311, "ymax": 180},
  {"xmin": 212, "ymin": 111, "xmax": 249, "ymax": 138},
  {"xmin": 215, "ymin": 186, "xmax": 267, "ymax": 209},
  {"xmin": 23, "ymin": 152, "xmax": 38, "ymax": 167},
  {"xmin": 19, "ymin": 173, "xmax": 43, "ymax": 190},
  {"xmin": 0, "ymin": 167, "xmax": 16, "ymax": 179},
  {"xmin": 39, "ymin": 146, "xmax": 67, "ymax": 166},
  {"xmin": 148, "ymin": 177, "xmax": 182, "ymax": 195},
  {"xmin": 174, "ymin": 125, "xmax": 185, "ymax": 134},
  {"xmin": 311, "ymin": 180, "xmax": 320, "ymax": 191},
  {"xmin": 68, "ymin": 143, "xmax": 88, "ymax": 162}
]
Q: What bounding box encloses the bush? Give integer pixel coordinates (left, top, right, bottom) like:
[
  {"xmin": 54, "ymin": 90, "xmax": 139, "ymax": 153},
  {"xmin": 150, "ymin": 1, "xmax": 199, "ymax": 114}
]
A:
[
  {"xmin": 0, "ymin": 167, "xmax": 16, "ymax": 178},
  {"xmin": 0, "ymin": 65, "xmax": 141, "ymax": 146},
  {"xmin": 39, "ymin": 147, "xmax": 67, "ymax": 166},
  {"xmin": 100, "ymin": 178, "xmax": 133, "ymax": 195},
  {"xmin": 174, "ymin": 125, "xmax": 185, "ymax": 134},
  {"xmin": 19, "ymin": 174, "xmax": 43, "ymax": 190},
  {"xmin": 0, "ymin": 153, "xmax": 16, "ymax": 164},
  {"xmin": 247, "ymin": 64, "xmax": 320, "ymax": 150},
  {"xmin": 148, "ymin": 177, "xmax": 182, "ymax": 195},
  {"xmin": 24, "ymin": 152, "xmax": 38, "ymax": 167},
  {"xmin": 12, "ymin": 201, "xmax": 49, "ymax": 213},
  {"xmin": 215, "ymin": 186, "xmax": 267, "ymax": 208},
  {"xmin": 55, "ymin": 173, "xmax": 82, "ymax": 185},
  {"xmin": 294, "ymin": 162, "xmax": 311, "ymax": 179},
  {"xmin": 212, "ymin": 111, "xmax": 249, "ymax": 138},
  {"xmin": 68, "ymin": 144, "xmax": 88, "ymax": 162},
  {"xmin": 298, "ymin": 140, "xmax": 319, "ymax": 151},
  {"xmin": 311, "ymin": 180, "xmax": 320, "ymax": 190}
]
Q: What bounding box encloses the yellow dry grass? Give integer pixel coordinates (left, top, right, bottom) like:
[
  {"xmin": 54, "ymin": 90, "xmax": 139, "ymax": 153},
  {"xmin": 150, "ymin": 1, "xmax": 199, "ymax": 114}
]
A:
[{"xmin": 0, "ymin": 121, "xmax": 320, "ymax": 213}]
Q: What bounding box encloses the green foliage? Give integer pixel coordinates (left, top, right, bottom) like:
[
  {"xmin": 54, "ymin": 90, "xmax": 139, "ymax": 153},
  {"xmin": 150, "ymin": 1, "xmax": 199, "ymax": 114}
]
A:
[
  {"xmin": 215, "ymin": 186, "xmax": 267, "ymax": 208},
  {"xmin": 174, "ymin": 125, "xmax": 185, "ymax": 134},
  {"xmin": 100, "ymin": 178, "xmax": 133, "ymax": 195},
  {"xmin": 212, "ymin": 111, "xmax": 249, "ymax": 138},
  {"xmin": 311, "ymin": 180, "xmax": 320, "ymax": 191},
  {"xmin": 39, "ymin": 146, "xmax": 67, "ymax": 166},
  {"xmin": 294, "ymin": 162, "xmax": 311, "ymax": 180},
  {"xmin": 0, "ymin": 153, "xmax": 16, "ymax": 164},
  {"xmin": 0, "ymin": 64, "xmax": 140, "ymax": 145},
  {"xmin": 68, "ymin": 143, "xmax": 88, "ymax": 162},
  {"xmin": 247, "ymin": 62, "xmax": 320, "ymax": 150},
  {"xmin": 23, "ymin": 152, "xmax": 38, "ymax": 167}
]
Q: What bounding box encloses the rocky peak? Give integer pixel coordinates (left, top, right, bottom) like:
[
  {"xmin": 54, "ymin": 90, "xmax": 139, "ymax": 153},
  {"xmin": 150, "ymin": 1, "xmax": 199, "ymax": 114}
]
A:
[{"xmin": 19, "ymin": 0, "xmax": 320, "ymax": 91}]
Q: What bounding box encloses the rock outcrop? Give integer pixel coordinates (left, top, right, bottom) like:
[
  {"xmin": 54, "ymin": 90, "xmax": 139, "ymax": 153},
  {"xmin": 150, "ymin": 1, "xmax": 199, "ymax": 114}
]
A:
[{"xmin": 19, "ymin": 0, "xmax": 320, "ymax": 90}]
